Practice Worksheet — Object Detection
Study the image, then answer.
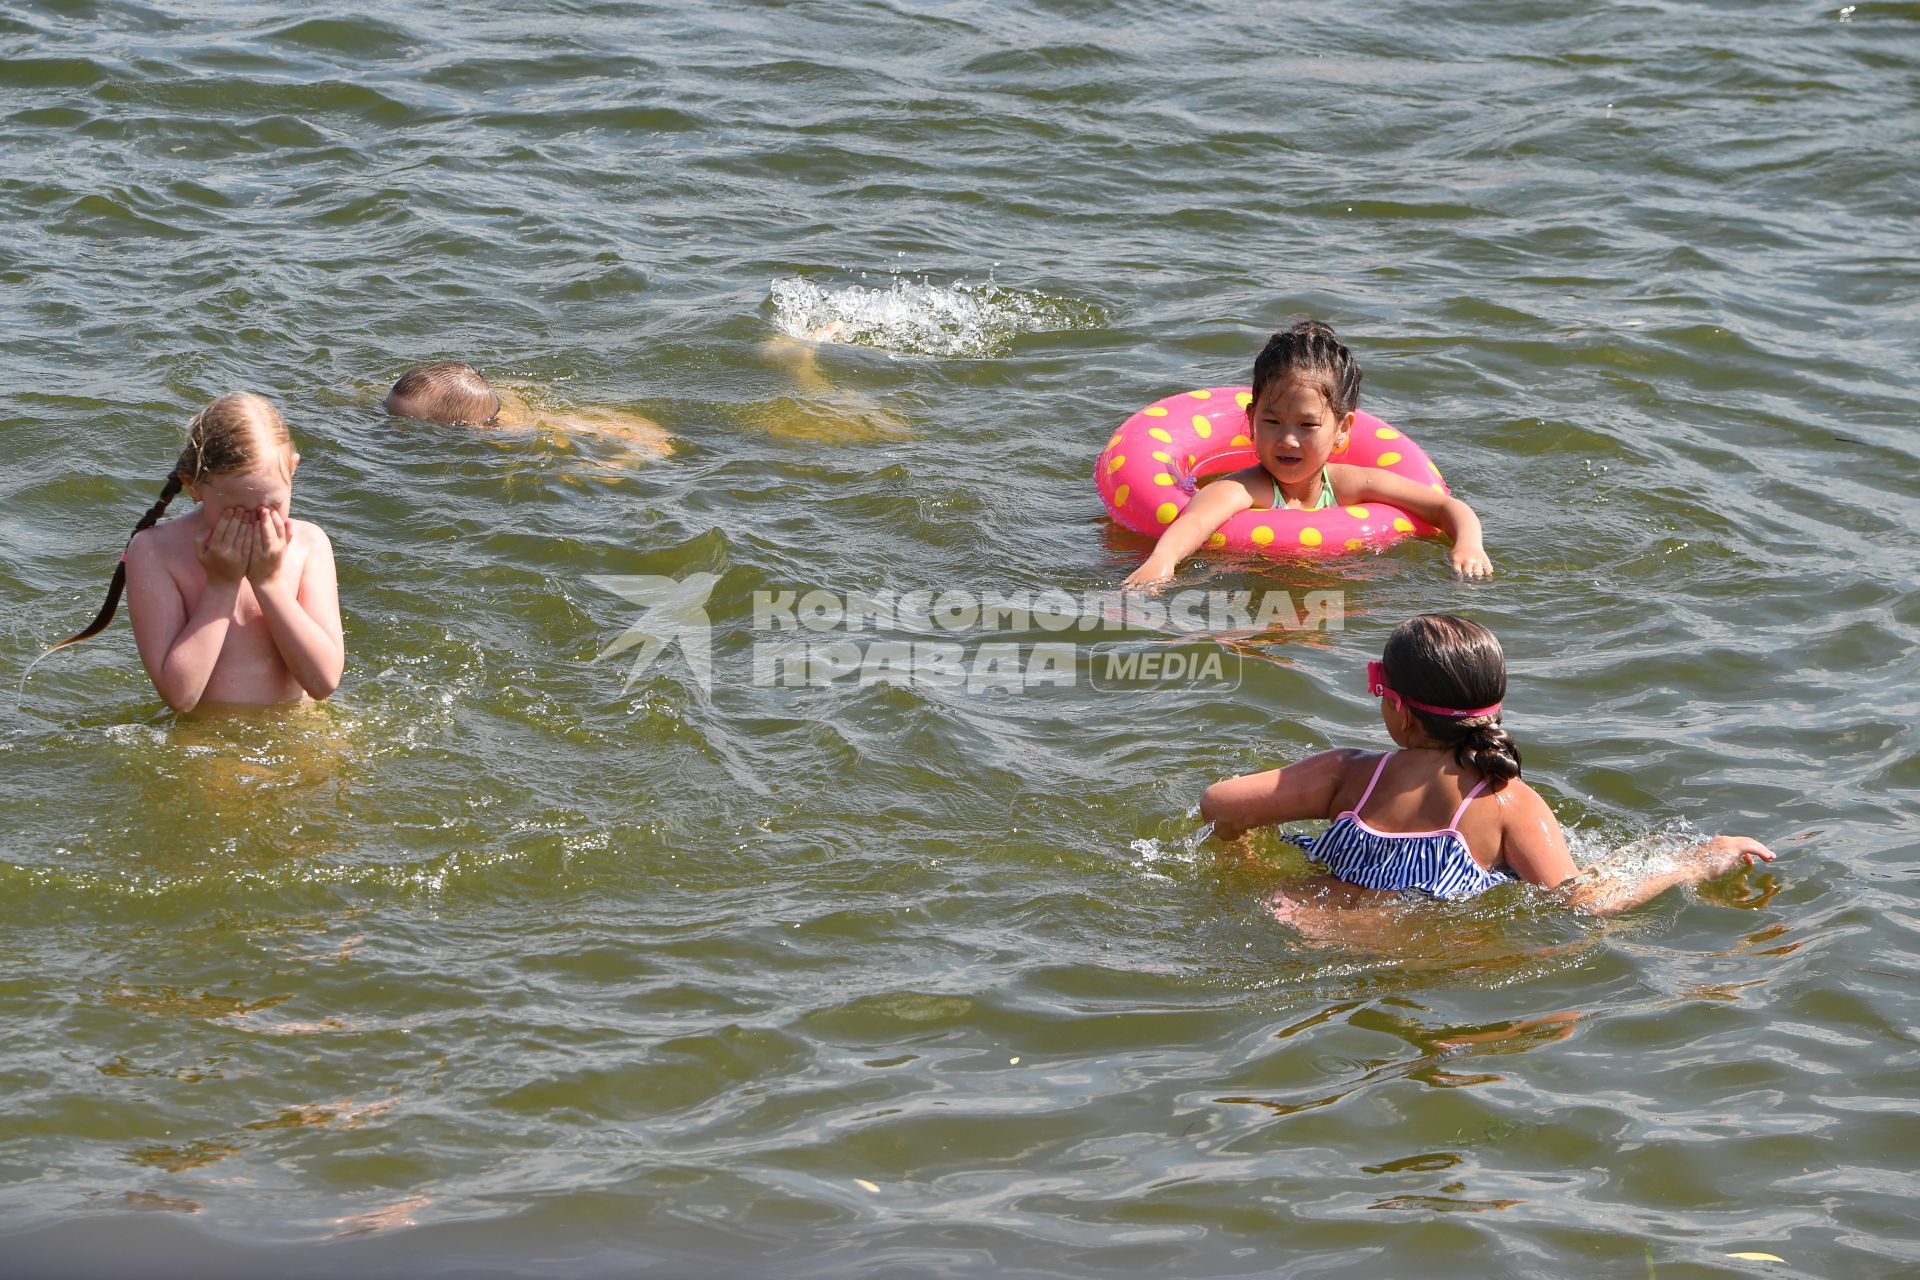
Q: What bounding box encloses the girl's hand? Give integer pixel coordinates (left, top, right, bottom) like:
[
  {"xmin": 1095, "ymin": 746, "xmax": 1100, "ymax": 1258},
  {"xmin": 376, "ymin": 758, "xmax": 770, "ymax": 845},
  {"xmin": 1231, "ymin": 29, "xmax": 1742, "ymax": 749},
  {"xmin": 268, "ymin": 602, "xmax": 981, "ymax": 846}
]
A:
[
  {"xmin": 1451, "ymin": 537, "xmax": 1494, "ymax": 579},
  {"xmin": 1334, "ymin": 470, "xmax": 1492, "ymax": 582},
  {"xmin": 1691, "ymin": 835, "xmax": 1776, "ymax": 878},
  {"xmin": 245, "ymin": 506, "xmax": 293, "ymax": 588},
  {"xmin": 196, "ymin": 507, "xmax": 251, "ymax": 585},
  {"xmin": 1123, "ymin": 560, "xmax": 1173, "ymax": 591}
]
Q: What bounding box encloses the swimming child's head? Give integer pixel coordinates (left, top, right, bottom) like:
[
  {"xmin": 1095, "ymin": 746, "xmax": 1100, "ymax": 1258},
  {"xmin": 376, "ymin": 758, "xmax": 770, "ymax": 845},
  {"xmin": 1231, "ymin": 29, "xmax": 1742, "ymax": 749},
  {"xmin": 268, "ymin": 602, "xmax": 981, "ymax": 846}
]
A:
[
  {"xmin": 1371, "ymin": 613, "xmax": 1522, "ymax": 785},
  {"xmin": 384, "ymin": 362, "xmax": 502, "ymax": 425},
  {"xmin": 53, "ymin": 393, "xmax": 296, "ymax": 650},
  {"xmin": 1247, "ymin": 319, "xmax": 1362, "ymax": 485}
]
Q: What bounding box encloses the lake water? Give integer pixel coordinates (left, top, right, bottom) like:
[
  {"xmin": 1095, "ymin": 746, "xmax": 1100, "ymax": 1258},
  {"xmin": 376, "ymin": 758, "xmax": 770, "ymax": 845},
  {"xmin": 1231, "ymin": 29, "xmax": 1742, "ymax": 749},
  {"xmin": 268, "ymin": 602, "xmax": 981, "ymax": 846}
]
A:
[{"xmin": 2, "ymin": 2, "xmax": 1917, "ymax": 1276}]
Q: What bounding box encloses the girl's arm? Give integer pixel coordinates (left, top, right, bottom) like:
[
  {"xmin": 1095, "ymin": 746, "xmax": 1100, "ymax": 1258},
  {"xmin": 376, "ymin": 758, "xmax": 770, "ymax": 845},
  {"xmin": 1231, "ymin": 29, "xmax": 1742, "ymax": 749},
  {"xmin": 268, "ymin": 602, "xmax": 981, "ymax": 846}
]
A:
[
  {"xmin": 1124, "ymin": 476, "xmax": 1256, "ymax": 588},
  {"xmin": 1201, "ymin": 748, "xmax": 1368, "ymax": 842},
  {"xmin": 1550, "ymin": 836, "xmax": 1776, "ymax": 917},
  {"xmin": 247, "ymin": 511, "xmax": 344, "ymax": 700},
  {"xmin": 1497, "ymin": 786, "xmax": 1776, "ymax": 914},
  {"xmin": 128, "ymin": 512, "xmax": 247, "ymax": 714},
  {"xmin": 1494, "ymin": 785, "xmax": 1579, "ymax": 886},
  {"xmin": 1335, "ymin": 466, "xmax": 1491, "ymax": 578}
]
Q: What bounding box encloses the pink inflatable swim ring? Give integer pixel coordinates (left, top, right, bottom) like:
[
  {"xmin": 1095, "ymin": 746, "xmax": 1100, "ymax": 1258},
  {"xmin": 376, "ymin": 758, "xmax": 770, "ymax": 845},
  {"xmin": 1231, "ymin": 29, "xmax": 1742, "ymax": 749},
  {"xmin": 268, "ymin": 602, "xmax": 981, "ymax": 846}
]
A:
[{"xmin": 1096, "ymin": 386, "xmax": 1448, "ymax": 556}]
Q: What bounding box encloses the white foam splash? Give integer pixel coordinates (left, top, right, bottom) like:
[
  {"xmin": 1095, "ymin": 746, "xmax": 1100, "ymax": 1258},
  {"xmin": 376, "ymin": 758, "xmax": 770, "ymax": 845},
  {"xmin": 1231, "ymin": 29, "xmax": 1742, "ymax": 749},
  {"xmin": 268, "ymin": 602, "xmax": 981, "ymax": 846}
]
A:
[{"xmin": 768, "ymin": 273, "xmax": 1104, "ymax": 357}]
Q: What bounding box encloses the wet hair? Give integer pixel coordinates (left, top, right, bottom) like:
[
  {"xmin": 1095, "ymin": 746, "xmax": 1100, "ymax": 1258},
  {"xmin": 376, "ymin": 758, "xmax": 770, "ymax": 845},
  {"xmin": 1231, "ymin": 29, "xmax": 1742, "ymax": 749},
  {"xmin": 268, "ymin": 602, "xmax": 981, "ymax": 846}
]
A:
[
  {"xmin": 1249, "ymin": 319, "xmax": 1363, "ymax": 421},
  {"xmin": 384, "ymin": 361, "xmax": 500, "ymax": 425},
  {"xmin": 1381, "ymin": 613, "xmax": 1522, "ymax": 786},
  {"xmin": 52, "ymin": 393, "xmax": 292, "ymax": 651}
]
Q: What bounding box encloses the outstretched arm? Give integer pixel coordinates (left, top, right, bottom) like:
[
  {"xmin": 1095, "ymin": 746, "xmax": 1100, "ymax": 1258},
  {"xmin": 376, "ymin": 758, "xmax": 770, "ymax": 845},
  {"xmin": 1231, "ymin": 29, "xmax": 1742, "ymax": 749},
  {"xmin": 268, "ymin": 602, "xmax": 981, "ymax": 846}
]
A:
[
  {"xmin": 1201, "ymin": 748, "xmax": 1367, "ymax": 842},
  {"xmin": 1496, "ymin": 787, "xmax": 1776, "ymax": 915},
  {"xmin": 1338, "ymin": 467, "xmax": 1491, "ymax": 578},
  {"xmin": 1551, "ymin": 836, "xmax": 1776, "ymax": 916},
  {"xmin": 1124, "ymin": 478, "xmax": 1255, "ymax": 588}
]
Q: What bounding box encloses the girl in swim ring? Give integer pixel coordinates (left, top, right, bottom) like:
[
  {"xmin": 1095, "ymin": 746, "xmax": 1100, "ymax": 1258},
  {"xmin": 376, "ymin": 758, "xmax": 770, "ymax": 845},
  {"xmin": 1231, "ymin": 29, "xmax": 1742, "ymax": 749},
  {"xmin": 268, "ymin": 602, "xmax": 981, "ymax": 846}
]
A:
[
  {"xmin": 1201, "ymin": 614, "xmax": 1775, "ymax": 916},
  {"xmin": 1124, "ymin": 321, "xmax": 1492, "ymax": 587},
  {"xmin": 51, "ymin": 393, "xmax": 344, "ymax": 714}
]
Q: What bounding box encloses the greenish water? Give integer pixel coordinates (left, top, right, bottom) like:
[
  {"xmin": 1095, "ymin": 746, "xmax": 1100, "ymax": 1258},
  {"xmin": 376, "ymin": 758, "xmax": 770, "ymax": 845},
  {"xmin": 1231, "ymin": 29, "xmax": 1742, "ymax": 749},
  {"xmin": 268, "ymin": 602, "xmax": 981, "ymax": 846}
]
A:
[{"xmin": 3, "ymin": 2, "xmax": 1917, "ymax": 1277}]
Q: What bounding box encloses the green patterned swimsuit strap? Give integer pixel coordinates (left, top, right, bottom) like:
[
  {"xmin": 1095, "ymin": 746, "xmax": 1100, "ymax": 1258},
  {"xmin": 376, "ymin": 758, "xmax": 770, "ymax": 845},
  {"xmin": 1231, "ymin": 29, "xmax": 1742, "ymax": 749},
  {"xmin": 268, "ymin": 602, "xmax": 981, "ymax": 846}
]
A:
[{"xmin": 1314, "ymin": 465, "xmax": 1337, "ymax": 510}]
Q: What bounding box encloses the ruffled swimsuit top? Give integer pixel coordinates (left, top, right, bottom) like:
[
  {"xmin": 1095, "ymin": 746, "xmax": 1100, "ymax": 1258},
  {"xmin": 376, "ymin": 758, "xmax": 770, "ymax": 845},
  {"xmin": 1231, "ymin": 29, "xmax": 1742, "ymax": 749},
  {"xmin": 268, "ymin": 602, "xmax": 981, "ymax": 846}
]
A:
[{"xmin": 1294, "ymin": 752, "xmax": 1512, "ymax": 899}]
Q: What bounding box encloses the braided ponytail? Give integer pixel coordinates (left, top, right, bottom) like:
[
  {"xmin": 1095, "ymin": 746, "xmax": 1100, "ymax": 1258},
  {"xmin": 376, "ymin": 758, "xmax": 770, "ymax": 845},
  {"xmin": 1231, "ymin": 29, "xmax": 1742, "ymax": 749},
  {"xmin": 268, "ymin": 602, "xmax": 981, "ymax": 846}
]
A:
[
  {"xmin": 1250, "ymin": 318, "xmax": 1364, "ymax": 420},
  {"xmin": 49, "ymin": 393, "xmax": 289, "ymax": 652},
  {"xmin": 1452, "ymin": 716, "xmax": 1522, "ymax": 785},
  {"xmin": 49, "ymin": 473, "xmax": 182, "ymax": 651}
]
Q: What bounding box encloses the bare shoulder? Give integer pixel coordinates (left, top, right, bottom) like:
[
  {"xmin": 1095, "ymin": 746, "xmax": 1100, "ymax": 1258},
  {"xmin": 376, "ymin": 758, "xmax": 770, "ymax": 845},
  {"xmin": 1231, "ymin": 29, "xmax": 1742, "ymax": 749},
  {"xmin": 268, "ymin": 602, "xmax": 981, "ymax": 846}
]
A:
[
  {"xmin": 1309, "ymin": 746, "xmax": 1382, "ymax": 809},
  {"xmin": 1486, "ymin": 777, "xmax": 1559, "ymax": 828},
  {"xmin": 1324, "ymin": 460, "xmax": 1372, "ymax": 490},
  {"xmin": 127, "ymin": 515, "xmax": 195, "ymax": 568},
  {"xmin": 289, "ymin": 518, "xmax": 335, "ymax": 559},
  {"xmin": 1207, "ymin": 467, "xmax": 1266, "ymax": 502},
  {"xmin": 1330, "ymin": 461, "xmax": 1423, "ymax": 504},
  {"xmin": 289, "ymin": 517, "xmax": 331, "ymax": 545},
  {"xmin": 1488, "ymin": 776, "xmax": 1549, "ymax": 809}
]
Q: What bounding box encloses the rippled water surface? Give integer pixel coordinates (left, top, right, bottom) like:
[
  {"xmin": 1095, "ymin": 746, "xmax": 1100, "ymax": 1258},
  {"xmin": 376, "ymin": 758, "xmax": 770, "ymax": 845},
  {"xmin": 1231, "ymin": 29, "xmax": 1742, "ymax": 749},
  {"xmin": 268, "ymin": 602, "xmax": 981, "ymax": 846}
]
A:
[{"xmin": 3, "ymin": 2, "xmax": 1917, "ymax": 1276}]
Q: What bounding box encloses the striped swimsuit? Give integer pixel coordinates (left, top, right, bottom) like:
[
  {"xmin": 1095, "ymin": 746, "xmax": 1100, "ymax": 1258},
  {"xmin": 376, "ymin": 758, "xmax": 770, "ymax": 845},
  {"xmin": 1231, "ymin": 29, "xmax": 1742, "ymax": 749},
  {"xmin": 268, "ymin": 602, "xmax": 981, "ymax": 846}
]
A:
[{"xmin": 1293, "ymin": 752, "xmax": 1512, "ymax": 900}]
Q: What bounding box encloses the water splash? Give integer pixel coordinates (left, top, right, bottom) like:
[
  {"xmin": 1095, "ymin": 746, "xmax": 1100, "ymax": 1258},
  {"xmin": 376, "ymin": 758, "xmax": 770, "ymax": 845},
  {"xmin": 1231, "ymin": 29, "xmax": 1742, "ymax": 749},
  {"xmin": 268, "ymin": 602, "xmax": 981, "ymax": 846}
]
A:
[{"xmin": 768, "ymin": 273, "xmax": 1105, "ymax": 357}]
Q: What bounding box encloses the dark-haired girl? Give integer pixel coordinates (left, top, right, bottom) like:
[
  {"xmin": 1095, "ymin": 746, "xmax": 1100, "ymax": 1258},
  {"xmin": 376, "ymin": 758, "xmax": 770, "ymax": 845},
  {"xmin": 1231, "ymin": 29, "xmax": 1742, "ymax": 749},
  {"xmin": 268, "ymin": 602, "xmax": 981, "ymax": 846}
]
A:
[
  {"xmin": 1124, "ymin": 320, "xmax": 1491, "ymax": 587},
  {"xmin": 1201, "ymin": 615, "xmax": 1775, "ymax": 916},
  {"xmin": 54, "ymin": 393, "xmax": 344, "ymax": 713}
]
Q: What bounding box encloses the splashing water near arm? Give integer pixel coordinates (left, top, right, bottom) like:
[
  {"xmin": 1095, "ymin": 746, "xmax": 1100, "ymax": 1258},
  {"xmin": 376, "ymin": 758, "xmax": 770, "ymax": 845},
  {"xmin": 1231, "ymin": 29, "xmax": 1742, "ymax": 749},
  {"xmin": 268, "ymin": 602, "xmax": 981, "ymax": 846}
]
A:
[{"xmin": 1551, "ymin": 835, "xmax": 1777, "ymax": 916}]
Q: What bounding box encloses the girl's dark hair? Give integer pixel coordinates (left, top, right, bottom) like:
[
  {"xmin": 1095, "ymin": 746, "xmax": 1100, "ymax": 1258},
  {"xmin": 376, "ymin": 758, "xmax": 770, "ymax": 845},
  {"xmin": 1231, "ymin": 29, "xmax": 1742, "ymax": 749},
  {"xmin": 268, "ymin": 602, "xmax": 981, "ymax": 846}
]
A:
[
  {"xmin": 1249, "ymin": 319, "xmax": 1363, "ymax": 420},
  {"xmin": 52, "ymin": 393, "xmax": 290, "ymax": 651},
  {"xmin": 1382, "ymin": 613, "xmax": 1522, "ymax": 786}
]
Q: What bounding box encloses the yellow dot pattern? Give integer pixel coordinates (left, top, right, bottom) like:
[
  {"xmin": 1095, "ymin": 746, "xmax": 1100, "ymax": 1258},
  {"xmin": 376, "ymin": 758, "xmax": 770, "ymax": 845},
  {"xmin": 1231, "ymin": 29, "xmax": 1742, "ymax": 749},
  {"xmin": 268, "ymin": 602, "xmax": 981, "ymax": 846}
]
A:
[
  {"xmin": 1107, "ymin": 455, "xmax": 1126, "ymax": 475},
  {"xmin": 1189, "ymin": 389, "xmax": 1212, "ymax": 400},
  {"xmin": 1151, "ymin": 450, "xmax": 1171, "ymax": 463},
  {"xmin": 1208, "ymin": 532, "xmax": 1227, "ymax": 547},
  {"xmin": 1229, "ymin": 434, "xmax": 1251, "ymax": 447},
  {"xmin": 1113, "ymin": 484, "xmax": 1129, "ymax": 507},
  {"xmin": 1156, "ymin": 502, "xmax": 1179, "ymax": 524},
  {"xmin": 1375, "ymin": 426, "xmax": 1401, "ymax": 440},
  {"xmin": 1235, "ymin": 392, "xmax": 1253, "ymax": 408},
  {"xmin": 1345, "ymin": 538, "xmax": 1364, "ymax": 552},
  {"xmin": 1192, "ymin": 415, "xmax": 1212, "ymax": 438},
  {"xmin": 1148, "ymin": 427, "xmax": 1173, "ymax": 444},
  {"xmin": 1393, "ymin": 517, "xmax": 1414, "ymax": 533},
  {"xmin": 1144, "ymin": 406, "xmax": 1168, "ymax": 417},
  {"xmin": 1378, "ymin": 451, "xmax": 1403, "ymax": 466},
  {"xmin": 1108, "ymin": 432, "xmax": 1123, "ymax": 450},
  {"xmin": 1250, "ymin": 526, "xmax": 1274, "ymax": 546},
  {"xmin": 1345, "ymin": 505, "xmax": 1370, "ymax": 518},
  {"xmin": 1299, "ymin": 527, "xmax": 1323, "ymax": 547},
  {"xmin": 1153, "ymin": 472, "xmax": 1174, "ymax": 486}
]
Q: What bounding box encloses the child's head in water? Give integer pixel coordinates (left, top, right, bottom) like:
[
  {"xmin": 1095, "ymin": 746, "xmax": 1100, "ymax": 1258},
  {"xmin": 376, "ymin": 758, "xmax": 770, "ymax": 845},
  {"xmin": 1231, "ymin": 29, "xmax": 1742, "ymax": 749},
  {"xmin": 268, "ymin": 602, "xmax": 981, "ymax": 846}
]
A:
[
  {"xmin": 1246, "ymin": 319, "xmax": 1362, "ymax": 489},
  {"xmin": 1370, "ymin": 613, "xmax": 1522, "ymax": 786},
  {"xmin": 55, "ymin": 393, "xmax": 298, "ymax": 649},
  {"xmin": 384, "ymin": 362, "xmax": 502, "ymax": 425}
]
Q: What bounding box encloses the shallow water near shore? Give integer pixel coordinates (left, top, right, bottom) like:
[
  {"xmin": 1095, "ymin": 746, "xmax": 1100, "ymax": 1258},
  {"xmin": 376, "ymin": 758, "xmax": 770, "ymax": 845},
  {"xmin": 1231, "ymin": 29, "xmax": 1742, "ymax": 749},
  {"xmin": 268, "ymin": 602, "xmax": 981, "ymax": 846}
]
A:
[{"xmin": 2, "ymin": 2, "xmax": 1918, "ymax": 1277}]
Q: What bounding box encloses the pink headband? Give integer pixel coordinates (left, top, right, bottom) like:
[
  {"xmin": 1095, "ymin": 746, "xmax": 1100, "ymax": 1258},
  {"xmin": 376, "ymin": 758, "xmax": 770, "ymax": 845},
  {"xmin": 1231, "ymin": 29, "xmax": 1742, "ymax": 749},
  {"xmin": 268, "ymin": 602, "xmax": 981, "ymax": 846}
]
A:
[{"xmin": 1367, "ymin": 660, "xmax": 1503, "ymax": 719}]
